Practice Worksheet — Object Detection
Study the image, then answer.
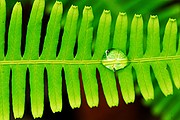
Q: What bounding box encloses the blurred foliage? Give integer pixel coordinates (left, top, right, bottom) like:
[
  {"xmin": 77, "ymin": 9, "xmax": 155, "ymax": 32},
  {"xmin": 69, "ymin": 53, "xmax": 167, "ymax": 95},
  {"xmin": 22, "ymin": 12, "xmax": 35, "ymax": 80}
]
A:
[{"xmin": 143, "ymin": 84, "xmax": 180, "ymax": 120}]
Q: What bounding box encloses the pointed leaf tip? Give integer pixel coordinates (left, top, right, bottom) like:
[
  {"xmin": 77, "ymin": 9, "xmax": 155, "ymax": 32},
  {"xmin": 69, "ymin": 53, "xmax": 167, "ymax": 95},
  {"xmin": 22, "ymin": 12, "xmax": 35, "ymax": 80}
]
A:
[
  {"xmin": 84, "ymin": 6, "xmax": 92, "ymax": 10},
  {"xmin": 135, "ymin": 14, "xmax": 142, "ymax": 18},
  {"xmin": 71, "ymin": 5, "xmax": 78, "ymax": 9},
  {"xmin": 169, "ymin": 18, "xmax": 176, "ymax": 22},
  {"xmin": 103, "ymin": 9, "xmax": 111, "ymax": 14},
  {"xmin": 15, "ymin": 2, "xmax": 21, "ymax": 5},
  {"xmin": 119, "ymin": 12, "xmax": 126, "ymax": 16},
  {"xmin": 55, "ymin": 1, "xmax": 62, "ymax": 5},
  {"xmin": 150, "ymin": 15, "xmax": 158, "ymax": 19}
]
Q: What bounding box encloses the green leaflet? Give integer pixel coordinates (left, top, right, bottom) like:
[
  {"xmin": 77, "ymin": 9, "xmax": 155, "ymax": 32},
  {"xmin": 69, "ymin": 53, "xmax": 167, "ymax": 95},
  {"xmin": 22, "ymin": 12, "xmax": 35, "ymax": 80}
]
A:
[
  {"xmin": 113, "ymin": 13, "xmax": 135, "ymax": 104},
  {"xmin": 94, "ymin": 10, "xmax": 119, "ymax": 107},
  {"xmin": 24, "ymin": 0, "xmax": 45, "ymax": 118},
  {"xmin": 58, "ymin": 5, "xmax": 81, "ymax": 109},
  {"xmin": 0, "ymin": 0, "xmax": 6, "ymax": 60},
  {"xmin": 0, "ymin": 65, "xmax": 10, "ymax": 120},
  {"xmin": 131, "ymin": 15, "xmax": 154, "ymax": 100},
  {"xmin": 6, "ymin": 2, "xmax": 26, "ymax": 119},
  {"xmin": 40, "ymin": 1, "xmax": 63, "ymax": 113},
  {"xmin": 153, "ymin": 18, "xmax": 177, "ymax": 96},
  {"xmin": 165, "ymin": 19, "xmax": 178, "ymax": 89},
  {"xmin": 0, "ymin": 0, "xmax": 9, "ymax": 120},
  {"xmin": 0, "ymin": 0, "xmax": 179, "ymax": 119},
  {"xmin": 75, "ymin": 6, "xmax": 99, "ymax": 108}
]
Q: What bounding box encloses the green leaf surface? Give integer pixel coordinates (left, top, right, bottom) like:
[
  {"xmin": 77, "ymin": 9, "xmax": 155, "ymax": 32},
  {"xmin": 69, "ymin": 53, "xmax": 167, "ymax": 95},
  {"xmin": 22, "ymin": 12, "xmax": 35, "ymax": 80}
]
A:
[
  {"xmin": 129, "ymin": 14, "xmax": 154, "ymax": 100},
  {"xmin": 40, "ymin": 1, "xmax": 63, "ymax": 60},
  {"xmin": 0, "ymin": 65, "xmax": 10, "ymax": 120},
  {"xmin": 113, "ymin": 12, "xmax": 128, "ymax": 54},
  {"xmin": 165, "ymin": 19, "xmax": 178, "ymax": 88},
  {"xmin": 11, "ymin": 65, "xmax": 26, "ymax": 119},
  {"xmin": 6, "ymin": 2, "xmax": 22, "ymax": 60},
  {"xmin": 57, "ymin": 5, "xmax": 78, "ymax": 60},
  {"xmin": 94, "ymin": 10, "xmax": 119, "ymax": 107},
  {"xmin": 0, "ymin": 0, "xmax": 6, "ymax": 60},
  {"xmin": 113, "ymin": 13, "xmax": 135, "ymax": 103},
  {"xmin": 29, "ymin": 65, "xmax": 44, "ymax": 118},
  {"xmin": 144, "ymin": 15, "xmax": 160, "ymax": 57},
  {"xmin": 46, "ymin": 65, "xmax": 62, "ymax": 113},
  {"xmin": 76, "ymin": 6, "xmax": 99, "ymax": 107},
  {"xmin": 5, "ymin": 2, "xmax": 26, "ymax": 119},
  {"xmin": 118, "ymin": 66, "xmax": 135, "ymax": 103},
  {"xmin": 23, "ymin": 0, "xmax": 45, "ymax": 60},
  {"xmin": 58, "ymin": 5, "xmax": 81, "ymax": 108},
  {"xmin": 40, "ymin": 1, "xmax": 63, "ymax": 113},
  {"xmin": 23, "ymin": 0, "xmax": 45, "ymax": 118},
  {"xmin": 152, "ymin": 19, "xmax": 177, "ymax": 96}
]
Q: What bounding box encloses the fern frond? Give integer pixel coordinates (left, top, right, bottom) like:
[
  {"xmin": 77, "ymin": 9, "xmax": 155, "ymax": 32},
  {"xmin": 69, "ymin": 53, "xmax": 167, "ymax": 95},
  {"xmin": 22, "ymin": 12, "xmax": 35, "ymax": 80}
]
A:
[{"xmin": 0, "ymin": 0, "xmax": 179, "ymax": 119}]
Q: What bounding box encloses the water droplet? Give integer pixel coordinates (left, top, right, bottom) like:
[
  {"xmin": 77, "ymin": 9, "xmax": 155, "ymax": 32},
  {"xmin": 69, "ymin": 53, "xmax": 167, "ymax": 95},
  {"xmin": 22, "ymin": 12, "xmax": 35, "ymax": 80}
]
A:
[{"xmin": 102, "ymin": 48, "xmax": 129, "ymax": 71}]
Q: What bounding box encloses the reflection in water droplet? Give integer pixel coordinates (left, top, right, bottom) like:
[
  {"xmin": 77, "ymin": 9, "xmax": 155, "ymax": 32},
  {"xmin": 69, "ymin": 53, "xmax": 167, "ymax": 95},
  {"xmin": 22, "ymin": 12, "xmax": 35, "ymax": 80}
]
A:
[{"xmin": 102, "ymin": 48, "xmax": 129, "ymax": 71}]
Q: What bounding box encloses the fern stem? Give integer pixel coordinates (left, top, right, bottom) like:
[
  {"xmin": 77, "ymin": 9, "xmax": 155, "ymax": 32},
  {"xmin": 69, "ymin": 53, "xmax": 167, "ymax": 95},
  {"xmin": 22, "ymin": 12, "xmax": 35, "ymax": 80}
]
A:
[{"xmin": 1, "ymin": 55, "xmax": 180, "ymax": 65}]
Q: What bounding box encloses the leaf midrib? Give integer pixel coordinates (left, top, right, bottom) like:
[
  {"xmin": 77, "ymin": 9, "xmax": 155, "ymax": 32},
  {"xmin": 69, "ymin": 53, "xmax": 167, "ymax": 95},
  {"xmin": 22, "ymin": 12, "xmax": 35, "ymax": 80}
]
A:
[{"xmin": 1, "ymin": 55, "xmax": 180, "ymax": 65}]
